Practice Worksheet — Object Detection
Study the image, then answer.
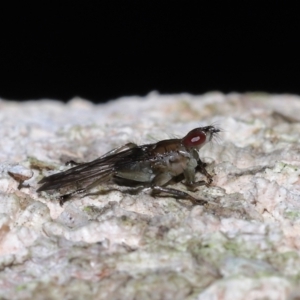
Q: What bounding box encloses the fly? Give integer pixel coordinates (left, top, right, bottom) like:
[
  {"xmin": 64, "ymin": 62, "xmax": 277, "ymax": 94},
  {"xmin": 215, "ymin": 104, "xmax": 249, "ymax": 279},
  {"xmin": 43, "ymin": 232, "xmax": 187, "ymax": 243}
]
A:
[{"xmin": 37, "ymin": 126, "xmax": 220, "ymax": 206}]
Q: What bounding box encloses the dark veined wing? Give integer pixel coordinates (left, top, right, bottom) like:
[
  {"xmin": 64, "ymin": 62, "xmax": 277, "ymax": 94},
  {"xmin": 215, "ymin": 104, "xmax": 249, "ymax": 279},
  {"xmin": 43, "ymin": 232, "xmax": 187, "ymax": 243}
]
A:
[{"xmin": 37, "ymin": 144, "xmax": 150, "ymax": 193}]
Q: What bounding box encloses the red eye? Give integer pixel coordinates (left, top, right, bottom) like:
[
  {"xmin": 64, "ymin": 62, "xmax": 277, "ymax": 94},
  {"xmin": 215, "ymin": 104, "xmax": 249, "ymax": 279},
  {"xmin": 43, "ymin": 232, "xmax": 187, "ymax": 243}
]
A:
[{"xmin": 182, "ymin": 129, "xmax": 206, "ymax": 148}]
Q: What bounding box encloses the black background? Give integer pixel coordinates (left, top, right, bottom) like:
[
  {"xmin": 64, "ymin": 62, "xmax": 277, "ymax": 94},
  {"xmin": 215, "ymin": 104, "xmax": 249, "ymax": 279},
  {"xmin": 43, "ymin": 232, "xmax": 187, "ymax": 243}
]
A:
[{"xmin": 1, "ymin": 2, "xmax": 299, "ymax": 103}]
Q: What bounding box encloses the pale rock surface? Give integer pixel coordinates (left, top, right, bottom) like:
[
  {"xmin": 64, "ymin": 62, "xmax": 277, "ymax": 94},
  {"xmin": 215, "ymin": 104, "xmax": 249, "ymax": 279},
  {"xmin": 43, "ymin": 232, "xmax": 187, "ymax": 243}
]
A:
[{"xmin": 0, "ymin": 92, "xmax": 300, "ymax": 299}]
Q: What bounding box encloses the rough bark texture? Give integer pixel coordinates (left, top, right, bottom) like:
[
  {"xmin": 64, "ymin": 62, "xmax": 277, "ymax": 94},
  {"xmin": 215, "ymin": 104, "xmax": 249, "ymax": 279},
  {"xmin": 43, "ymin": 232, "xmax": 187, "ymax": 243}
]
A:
[{"xmin": 1, "ymin": 92, "xmax": 300, "ymax": 299}]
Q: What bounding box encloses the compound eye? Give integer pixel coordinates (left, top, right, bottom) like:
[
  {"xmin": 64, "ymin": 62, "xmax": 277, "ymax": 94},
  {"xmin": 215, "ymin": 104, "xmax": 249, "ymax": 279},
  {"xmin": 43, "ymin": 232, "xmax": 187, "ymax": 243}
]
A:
[{"xmin": 182, "ymin": 128, "xmax": 206, "ymax": 148}]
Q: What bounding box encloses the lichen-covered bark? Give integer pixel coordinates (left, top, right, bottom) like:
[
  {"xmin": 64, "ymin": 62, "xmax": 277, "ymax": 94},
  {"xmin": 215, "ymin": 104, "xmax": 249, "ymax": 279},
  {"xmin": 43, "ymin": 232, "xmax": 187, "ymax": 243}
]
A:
[{"xmin": 1, "ymin": 93, "xmax": 300, "ymax": 299}]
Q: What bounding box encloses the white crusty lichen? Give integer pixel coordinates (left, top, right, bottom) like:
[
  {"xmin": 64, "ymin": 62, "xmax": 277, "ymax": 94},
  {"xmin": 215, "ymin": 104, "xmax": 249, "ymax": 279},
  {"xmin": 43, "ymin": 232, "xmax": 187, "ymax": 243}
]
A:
[{"xmin": 1, "ymin": 92, "xmax": 300, "ymax": 299}]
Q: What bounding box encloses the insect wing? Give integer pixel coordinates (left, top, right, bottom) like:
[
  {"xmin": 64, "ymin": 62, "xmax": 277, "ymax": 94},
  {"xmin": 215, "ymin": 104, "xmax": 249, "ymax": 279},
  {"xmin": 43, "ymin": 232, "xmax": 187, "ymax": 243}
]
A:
[{"xmin": 37, "ymin": 146, "xmax": 143, "ymax": 192}]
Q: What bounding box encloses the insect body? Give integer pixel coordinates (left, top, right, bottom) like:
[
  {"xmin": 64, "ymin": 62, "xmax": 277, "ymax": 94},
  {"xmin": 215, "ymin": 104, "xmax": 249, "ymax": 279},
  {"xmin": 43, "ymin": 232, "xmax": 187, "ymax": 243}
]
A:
[{"xmin": 37, "ymin": 126, "xmax": 220, "ymax": 206}]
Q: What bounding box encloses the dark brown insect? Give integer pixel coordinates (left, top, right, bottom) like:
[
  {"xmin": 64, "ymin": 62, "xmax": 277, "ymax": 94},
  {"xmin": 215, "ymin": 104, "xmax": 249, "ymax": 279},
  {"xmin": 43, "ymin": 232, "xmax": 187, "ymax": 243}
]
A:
[{"xmin": 37, "ymin": 126, "xmax": 220, "ymax": 206}]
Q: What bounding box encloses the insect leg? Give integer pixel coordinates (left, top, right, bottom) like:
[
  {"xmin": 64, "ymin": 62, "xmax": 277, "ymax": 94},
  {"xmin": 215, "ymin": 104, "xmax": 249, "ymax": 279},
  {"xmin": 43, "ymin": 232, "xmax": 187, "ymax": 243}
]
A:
[
  {"xmin": 59, "ymin": 188, "xmax": 86, "ymax": 206},
  {"xmin": 196, "ymin": 159, "xmax": 213, "ymax": 186},
  {"xmin": 151, "ymin": 173, "xmax": 207, "ymax": 205},
  {"xmin": 184, "ymin": 180, "xmax": 207, "ymax": 191},
  {"xmin": 182, "ymin": 160, "xmax": 207, "ymax": 191},
  {"xmin": 191, "ymin": 150, "xmax": 213, "ymax": 185},
  {"xmin": 151, "ymin": 186, "xmax": 207, "ymax": 205},
  {"xmin": 65, "ymin": 160, "xmax": 82, "ymax": 166}
]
